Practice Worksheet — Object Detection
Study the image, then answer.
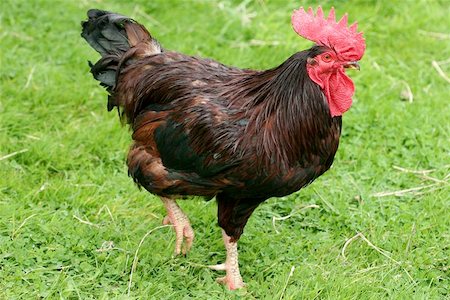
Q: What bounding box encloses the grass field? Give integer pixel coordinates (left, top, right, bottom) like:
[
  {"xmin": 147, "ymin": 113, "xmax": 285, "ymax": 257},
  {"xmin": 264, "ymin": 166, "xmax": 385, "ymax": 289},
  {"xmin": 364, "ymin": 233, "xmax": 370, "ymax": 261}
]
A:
[{"xmin": 1, "ymin": 0, "xmax": 449, "ymax": 299}]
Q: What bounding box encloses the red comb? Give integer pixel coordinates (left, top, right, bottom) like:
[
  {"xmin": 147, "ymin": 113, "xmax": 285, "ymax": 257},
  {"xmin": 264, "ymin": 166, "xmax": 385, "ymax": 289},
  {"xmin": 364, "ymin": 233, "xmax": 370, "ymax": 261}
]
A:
[{"xmin": 291, "ymin": 6, "xmax": 365, "ymax": 61}]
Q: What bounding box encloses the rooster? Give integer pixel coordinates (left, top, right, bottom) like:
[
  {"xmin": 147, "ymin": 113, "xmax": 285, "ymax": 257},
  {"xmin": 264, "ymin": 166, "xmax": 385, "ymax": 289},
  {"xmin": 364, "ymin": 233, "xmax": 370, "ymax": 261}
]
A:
[{"xmin": 81, "ymin": 6, "xmax": 365, "ymax": 289}]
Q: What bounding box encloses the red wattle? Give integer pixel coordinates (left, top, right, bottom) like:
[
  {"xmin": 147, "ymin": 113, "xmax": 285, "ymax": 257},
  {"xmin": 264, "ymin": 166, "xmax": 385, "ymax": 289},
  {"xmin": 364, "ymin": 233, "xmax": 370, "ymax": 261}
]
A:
[{"xmin": 307, "ymin": 67, "xmax": 354, "ymax": 117}]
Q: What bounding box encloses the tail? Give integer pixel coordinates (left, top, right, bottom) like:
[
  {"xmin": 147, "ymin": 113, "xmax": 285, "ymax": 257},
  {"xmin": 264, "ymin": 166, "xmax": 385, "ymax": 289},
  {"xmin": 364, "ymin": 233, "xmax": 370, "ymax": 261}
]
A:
[{"xmin": 81, "ymin": 9, "xmax": 162, "ymax": 111}]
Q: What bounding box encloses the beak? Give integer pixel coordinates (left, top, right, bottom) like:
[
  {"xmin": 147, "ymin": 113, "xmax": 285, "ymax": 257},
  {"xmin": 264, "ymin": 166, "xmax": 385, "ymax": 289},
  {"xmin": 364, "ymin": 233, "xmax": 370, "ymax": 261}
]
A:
[{"xmin": 344, "ymin": 61, "xmax": 360, "ymax": 70}]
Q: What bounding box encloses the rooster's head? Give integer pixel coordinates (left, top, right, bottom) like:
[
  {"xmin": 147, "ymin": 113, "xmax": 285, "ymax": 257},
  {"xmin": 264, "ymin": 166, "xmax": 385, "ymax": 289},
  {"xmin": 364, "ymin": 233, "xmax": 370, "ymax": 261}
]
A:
[{"xmin": 292, "ymin": 6, "xmax": 366, "ymax": 117}]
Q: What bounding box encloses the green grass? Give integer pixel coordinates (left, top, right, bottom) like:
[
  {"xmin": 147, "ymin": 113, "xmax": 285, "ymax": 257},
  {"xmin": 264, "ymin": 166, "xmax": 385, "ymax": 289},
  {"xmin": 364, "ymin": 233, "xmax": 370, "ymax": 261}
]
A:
[{"xmin": 1, "ymin": 0, "xmax": 449, "ymax": 299}]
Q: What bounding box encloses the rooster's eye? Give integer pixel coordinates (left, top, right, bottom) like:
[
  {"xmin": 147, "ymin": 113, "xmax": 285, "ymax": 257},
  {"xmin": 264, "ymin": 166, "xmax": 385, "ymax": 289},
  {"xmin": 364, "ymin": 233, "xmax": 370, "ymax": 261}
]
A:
[{"xmin": 322, "ymin": 54, "xmax": 332, "ymax": 62}]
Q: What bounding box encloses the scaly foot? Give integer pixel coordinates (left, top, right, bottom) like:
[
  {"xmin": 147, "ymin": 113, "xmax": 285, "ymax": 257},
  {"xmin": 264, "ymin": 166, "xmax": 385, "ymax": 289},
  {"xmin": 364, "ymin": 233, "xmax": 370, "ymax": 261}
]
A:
[
  {"xmin": 208, "ymin": 230, "xmax": 245, "ymax": 290},
  {"xmin": 161, "ymin": 197, "xmax": 194, "ymax": 255}
]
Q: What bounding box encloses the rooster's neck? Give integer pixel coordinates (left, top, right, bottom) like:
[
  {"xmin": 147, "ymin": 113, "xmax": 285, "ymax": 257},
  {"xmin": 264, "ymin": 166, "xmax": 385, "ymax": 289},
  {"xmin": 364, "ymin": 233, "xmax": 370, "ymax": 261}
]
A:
[{"xmin": 236, "ymin": 49, "xmax": 342, "ymax": 168}]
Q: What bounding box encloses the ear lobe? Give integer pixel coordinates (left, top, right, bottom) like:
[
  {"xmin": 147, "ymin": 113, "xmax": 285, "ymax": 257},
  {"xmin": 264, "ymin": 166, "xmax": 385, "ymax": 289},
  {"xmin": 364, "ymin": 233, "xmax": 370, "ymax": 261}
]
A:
[{"xmin": 307, "ymin": 57, "xmax": 318, "ymax": 66}]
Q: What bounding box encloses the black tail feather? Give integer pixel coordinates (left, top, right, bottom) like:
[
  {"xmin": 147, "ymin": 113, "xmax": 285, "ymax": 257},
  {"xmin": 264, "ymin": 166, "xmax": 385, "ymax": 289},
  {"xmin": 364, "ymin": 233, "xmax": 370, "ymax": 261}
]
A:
[
  {"xmin": 81, "ymin": 9, "xmax": 132, "ymax": 57},
  {"xmin": 81, "ymin": 9, "xmax": 161, "ymax": 100}
]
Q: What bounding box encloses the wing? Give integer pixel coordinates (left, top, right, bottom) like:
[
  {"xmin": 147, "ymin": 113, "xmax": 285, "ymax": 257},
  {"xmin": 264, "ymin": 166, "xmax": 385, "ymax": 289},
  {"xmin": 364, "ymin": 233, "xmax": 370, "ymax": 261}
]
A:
[
  {"xmin": 128, "ymin": 100, "xmax": 244, "ymax": 197},
  {"xmin": 123, "ymin": 52, "xmax": 250, "ymax": 197}
]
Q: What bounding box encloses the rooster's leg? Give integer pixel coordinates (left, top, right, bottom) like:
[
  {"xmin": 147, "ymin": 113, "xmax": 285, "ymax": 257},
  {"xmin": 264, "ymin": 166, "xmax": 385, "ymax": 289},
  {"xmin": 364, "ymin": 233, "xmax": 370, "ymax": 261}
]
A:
[
  {"xmin": 209, "ymin": 229, "xmax": 244, "ymax": 290},
  {"xmin": 161, "ymin": 197, "xmax": 194, "ymax": 255}
]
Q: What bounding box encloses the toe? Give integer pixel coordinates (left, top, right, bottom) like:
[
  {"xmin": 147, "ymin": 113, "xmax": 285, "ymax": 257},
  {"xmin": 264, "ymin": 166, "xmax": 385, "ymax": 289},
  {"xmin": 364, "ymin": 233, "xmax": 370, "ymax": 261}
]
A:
[
  {"xmin": 174, "ymin": 228, "xmax": 184, "ymax": 256},
  {"xmin": 216, "ymin": 276, "xmax": 226, "ymax": 284},
  {"xmin": 208, "ymin": 263, "xmax": 226, "ymax": 271},
  {"xmin": 216, "ymin": 275, "xmax": 244, "ymax": 290},
  {"xmin": 162, "ymin": 215, "xmax": 171, "ymax": 225},
  {"xmin": 182, "ymin": 225, "xmax": 195, "ymax": 254}
]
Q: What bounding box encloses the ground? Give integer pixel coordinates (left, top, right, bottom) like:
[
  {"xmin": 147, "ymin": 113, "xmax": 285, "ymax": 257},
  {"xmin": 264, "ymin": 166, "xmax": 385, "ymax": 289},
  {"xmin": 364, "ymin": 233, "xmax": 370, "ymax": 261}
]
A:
[{"xmin": 0, "ymin": 0, "xmax": 449, "ymax": 299}]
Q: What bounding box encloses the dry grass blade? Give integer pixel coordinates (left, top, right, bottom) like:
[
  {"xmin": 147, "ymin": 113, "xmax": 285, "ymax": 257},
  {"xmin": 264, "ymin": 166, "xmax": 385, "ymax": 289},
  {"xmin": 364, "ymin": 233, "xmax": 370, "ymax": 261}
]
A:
[
  {"xmin": 25, "ymin": 134, "xmax": 41, "ymax": 140},
  {"xmin": 431, "ymin": 60, "xmax": 450, "ymax": 84},
  {"xmin": 392, "ymin": 165, "xmax": 449, "ymax": 183},
  {"xmin": 96, "ymin": 205, "xmax": 115, "ymax": 223},
  {"xmin": 128, "ymin": 225, "xmax": 172, "ymax": 295},
  {"xmin": 279, "ymin": 266, "xmax": 295, "ymax": 300},
  {"xmin": 0, "ymin": 149, "xmax": 29, "ymax": 161},
  {"xmin": 371, "ymin": 183, "xmax": 441, "ymax": 197},
  {"xmin": 23, "ymin": 66, "xmax": 36, "ymax": 89},
  {"xmin": 73, "ymin": 215, "xmax": 100, "ymax": 228},
  {"xmin": 314, "ymin": 188, "xmax": 338, "ymax": 214},
  {"xmin": 341, "ymin": 232, "xmax": 415, "ymax": 283},
  {"xmin": 399, "ymin": 81, "xmax": 413, "ymax": 103},
  {"xmin": 96, "ymin": 241, "xmax": 115, "ymax": 252},
  {"xmin": 272, "ymin": 204, "xmax": 320, "ymax": 234},
  {"xmin": 436, "ymin": 58, "xmax": 450, "ymax": 65},
  {"xmin": 11, "ymin": 214, "xmax": 37, "ymax": 239},
  {"xmin": 418, "ymin": 174, "xmax": 448, "ymax": 184},
  {"xmin": 355, "ymin": 263, "xmax": 390, "ymax": 275},
  {"xmin": 341, "ymin": 232, "xmax": 363, "ymax": 260},
  {"xmin": 418, "ymin": 30, "xmax": 450, "ymax": 40},
  {"xmin": 393, "ymin": 165, "xmax": 427, "ymax": 174},
  {"xmin": 372, "ymin": 163, "xmax": 450, "ymax": 197},
  {"xmin": 96, "ymin": 241, "xmax": 128, "ymax": 253}
]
